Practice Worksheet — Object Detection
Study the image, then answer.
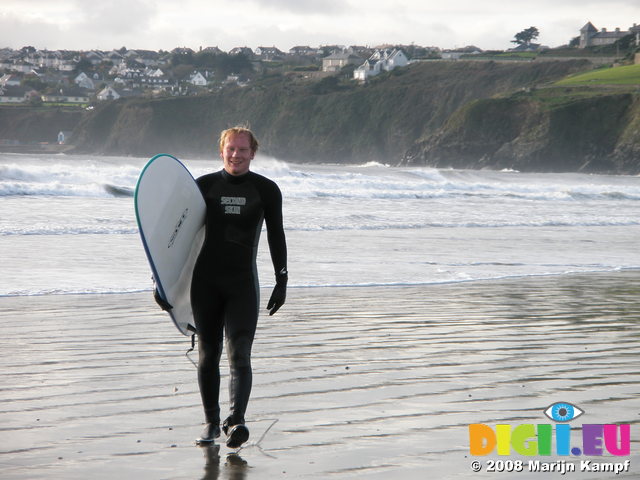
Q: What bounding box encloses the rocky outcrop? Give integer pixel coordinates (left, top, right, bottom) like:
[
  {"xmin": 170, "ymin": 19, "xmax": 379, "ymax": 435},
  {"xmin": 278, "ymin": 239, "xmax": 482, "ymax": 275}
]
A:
[
  {"xmin": 404, "ymin": 91, "xmax": 640, "ymax": 174},
  {"xmin": 3, "ymin": 60, "xmax": 639, "ymax": 174}
]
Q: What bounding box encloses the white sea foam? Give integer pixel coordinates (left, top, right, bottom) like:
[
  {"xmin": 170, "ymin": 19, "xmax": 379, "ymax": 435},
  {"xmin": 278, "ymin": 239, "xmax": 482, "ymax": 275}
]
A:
[
  {"xmin": 2, "ymin": 153, "xmax": 640, "ymax": 296},
  {"xmin": 3, "ymin": 155, "xmax": 640, "ymax": 202},
  {"xmin": 0, "ymin": 159, "xmax": 141, "ymax": 197}
]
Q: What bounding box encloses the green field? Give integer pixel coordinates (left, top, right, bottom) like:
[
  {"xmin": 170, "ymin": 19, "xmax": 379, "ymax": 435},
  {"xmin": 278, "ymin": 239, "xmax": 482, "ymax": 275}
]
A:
[{"xmin": 556, "ymin": 63, "xmax": 640, "ymax": 86}]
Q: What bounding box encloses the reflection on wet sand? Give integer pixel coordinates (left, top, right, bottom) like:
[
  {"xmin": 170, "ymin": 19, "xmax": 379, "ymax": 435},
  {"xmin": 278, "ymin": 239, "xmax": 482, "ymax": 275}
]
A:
[
  {"xmin": 200, "ymin": 444, "xmax": 248, "ymax": 480},
  {"xmin": 1, "ymin": 272, "xmax": 639, "ymax": 479}
]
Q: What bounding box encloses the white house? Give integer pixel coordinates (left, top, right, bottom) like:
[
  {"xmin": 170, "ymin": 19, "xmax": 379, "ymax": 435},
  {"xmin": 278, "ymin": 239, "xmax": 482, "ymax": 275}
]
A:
[
  {"xmin": 74, "ymin": 72, "xmax": 95, "ymax": 90},
  {"xmin": 97, "ymin": 86, "xmax": 121, "ymax": 101},
  {"xmin": 146, "ymin": 68, "xmax": 165, "ymax": 77},
  {"xmin": 353, "ymin": 49, "xmax": 409, "ymax": 82},
  {"xmin": 188, "ymin": 71, "xmax": 208, "ymax": 86},
  {"xmin": 57, "ymin": 130, "xmax": 73, "ymax": 144}
]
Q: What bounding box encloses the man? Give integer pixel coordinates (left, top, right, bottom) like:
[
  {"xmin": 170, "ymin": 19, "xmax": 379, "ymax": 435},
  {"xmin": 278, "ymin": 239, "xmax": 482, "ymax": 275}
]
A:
[{"xmin": 188, "ymin": 126, "xmax": 287, "ymax": 448}]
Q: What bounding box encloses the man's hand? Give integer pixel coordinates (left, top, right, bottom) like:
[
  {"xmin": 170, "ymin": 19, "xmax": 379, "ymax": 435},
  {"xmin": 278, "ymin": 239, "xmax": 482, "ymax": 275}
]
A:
[{"xmin": 266, "ymin": 270, "xmax": 288, "ymax": 315}]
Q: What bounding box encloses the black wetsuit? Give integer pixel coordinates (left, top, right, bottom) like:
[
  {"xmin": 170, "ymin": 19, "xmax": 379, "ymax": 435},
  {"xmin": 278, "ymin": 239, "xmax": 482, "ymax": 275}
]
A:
[{"xmin": 191, "ymin": 169, "xmax": 287, "ymax": 427}]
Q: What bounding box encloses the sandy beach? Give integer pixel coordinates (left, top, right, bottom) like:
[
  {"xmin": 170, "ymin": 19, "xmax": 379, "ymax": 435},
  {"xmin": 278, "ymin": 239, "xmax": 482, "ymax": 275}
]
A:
[{"xmin": 1, "ymin": 272, "xmax": 640, "ymax": 479}]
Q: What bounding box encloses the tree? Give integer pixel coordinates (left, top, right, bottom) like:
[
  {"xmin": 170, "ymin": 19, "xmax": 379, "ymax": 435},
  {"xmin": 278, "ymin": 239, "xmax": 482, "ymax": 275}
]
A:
[
  {"xmin": 74, "ymin": 58, "xmax": 93, "ymax": 75},
  {"xmin": 311, "ymin": 75, "xmax": 341, "ymax": 94},
  {"xmin": 512, "ymin": 27, "xmax": 540, "ymax": 47},
  {"xmin": 22, "ymin": 76, "xmax": 46, "ymax": 91}
]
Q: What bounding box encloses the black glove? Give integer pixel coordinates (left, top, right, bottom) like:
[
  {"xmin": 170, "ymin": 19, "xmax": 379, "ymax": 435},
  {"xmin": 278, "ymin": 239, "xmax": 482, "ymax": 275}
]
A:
[
  {"xmin": 153, "ymin": 287, "xmax": 173, "ymax": 311},
  {"xmin": 266, "ymin": 270, "xmax": 287, "ymax": 316}
]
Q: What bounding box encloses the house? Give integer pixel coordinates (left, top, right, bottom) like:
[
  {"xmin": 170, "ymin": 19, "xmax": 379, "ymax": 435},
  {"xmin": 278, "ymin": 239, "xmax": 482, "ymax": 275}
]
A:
[
  {"xmin": 201, "ymin": 46, "xmax": 224, "ymax": 55},
  {"xmin": 171, "ymin": 47, "xmax": 196, "ymax": 57},
  {"xmin": 188, "ymin": 71, "xmax": 208, "ymax": 86},
  {"xmin": 132, "ymin": 50, "xmax": 163, "ymax": 67},
  {"xmin": 74, "ymin": 72, "xmax": 95, "ymax": 90},
  {"xmin": 0, "ymin": 73, "xmax": 22, "ymax": 87},
  {"xmin": 30, "ymin": 50, "xmax": 63, "ymax": 68},
  {"xmin": 225, "ymin": 74, "xmax": 249, "ymax": 87},
  {"xmin": 115, "ymin": 68, "xmax": 174, "ymax": 90},
  {"xmin": 579, "ymin": 22, "xmax": 640, "ymax": 48},
  {"xmin": 57, "ymin": 131, "xmax": 73, "ymax": 144},
  {"xmin": 229, "ymin": 47, "xmax": 254, "ymax": 58},
  {"xmin": 0, "ymin": 85, "xmax": 28, "ymax": 103},
  {"xmin": 96, "ymin": 86, "xmax": 121, "ymax": 101},
  {"xmin": 353, "ymin": 49, "xmax": 408, "ymax": 82},
  {"xmin": 84, "ymin": 51, "xmax": 104, "ymax": 65},
  {"xmin": 289, "ymin": 46, "xmax": 319, "ymax": 56},
  {"xmin": 105, "ymin": 50, "xmax": 125, "ymax": 63},
  {"xmin": 254, "ymin": 46, "xmax": 285, "ymax": 60},
  {"xmin": 114, "ymin": 69, "xmax": 144, "ymax": 87},
  {"xmin": 322, "ymin": 51, "xmax": 363, "ymax": 72},
  {"xmin": 7, "ymin": 62, "xmax": 37, "ymax": 73},
  {"xmin": 41, "ymin": 87, "xmax": 90, "ymax": 104},
  {"xmin": 140, "ymin": 75, "xmax": 173, "ymax": 89}
]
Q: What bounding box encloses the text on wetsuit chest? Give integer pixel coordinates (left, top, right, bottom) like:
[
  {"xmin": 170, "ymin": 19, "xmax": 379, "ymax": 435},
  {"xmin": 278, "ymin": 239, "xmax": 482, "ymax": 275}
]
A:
[{"xmin": 221, "ymin": 196, "xmax": 247, "ymax": 215}]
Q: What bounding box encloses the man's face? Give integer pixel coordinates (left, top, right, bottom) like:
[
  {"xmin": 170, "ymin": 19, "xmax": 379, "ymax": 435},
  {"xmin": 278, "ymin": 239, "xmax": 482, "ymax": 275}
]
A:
[{"xmin": 221, "ymin": 133, "xmax": 254, "ymax": 176}]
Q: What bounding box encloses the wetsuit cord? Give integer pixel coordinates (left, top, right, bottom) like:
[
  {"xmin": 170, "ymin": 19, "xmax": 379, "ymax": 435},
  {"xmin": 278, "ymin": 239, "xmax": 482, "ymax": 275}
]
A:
[{"xmin": 185, "ymin": 334, "xmax": 197, "ymax": 368}]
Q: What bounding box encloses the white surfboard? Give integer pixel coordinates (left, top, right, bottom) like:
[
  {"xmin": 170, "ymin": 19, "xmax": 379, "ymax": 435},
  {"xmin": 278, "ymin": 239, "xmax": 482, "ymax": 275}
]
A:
[{"xmin": 134, "ymin": 154, "xmax": 206, "ymax": 336}]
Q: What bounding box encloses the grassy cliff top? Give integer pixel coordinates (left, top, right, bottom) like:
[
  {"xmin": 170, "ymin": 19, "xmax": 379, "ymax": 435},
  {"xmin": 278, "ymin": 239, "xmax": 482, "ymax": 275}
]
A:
[{"xmin": 556, "ymin": 63, "xmax": 640, "ymax": 86}]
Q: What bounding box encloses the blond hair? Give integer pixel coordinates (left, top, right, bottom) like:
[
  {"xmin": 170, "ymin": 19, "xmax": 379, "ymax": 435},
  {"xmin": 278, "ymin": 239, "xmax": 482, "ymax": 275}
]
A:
[{"xmin": 219, "ymin": 126, "xmax": 259, "ymax": 153}]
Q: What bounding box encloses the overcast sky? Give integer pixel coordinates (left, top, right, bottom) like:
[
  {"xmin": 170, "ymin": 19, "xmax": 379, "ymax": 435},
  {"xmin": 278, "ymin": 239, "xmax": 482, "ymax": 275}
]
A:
[{"xmin": 1, "ymin": 0, "xmax": 638, "ymax": 52}]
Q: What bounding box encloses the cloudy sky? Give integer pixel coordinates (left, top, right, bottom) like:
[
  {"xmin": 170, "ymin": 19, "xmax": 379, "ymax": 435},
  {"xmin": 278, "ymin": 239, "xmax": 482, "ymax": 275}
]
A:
[{"xmin": 1, "ymin": 0, "xmax": 638, "ymax": 52}]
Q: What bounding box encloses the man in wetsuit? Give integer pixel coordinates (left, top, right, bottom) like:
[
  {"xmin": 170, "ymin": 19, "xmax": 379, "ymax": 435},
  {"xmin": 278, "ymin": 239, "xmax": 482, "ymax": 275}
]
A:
[{"xmin": 190, "ymin": 126, "xmax": 287, "ymax": 448}]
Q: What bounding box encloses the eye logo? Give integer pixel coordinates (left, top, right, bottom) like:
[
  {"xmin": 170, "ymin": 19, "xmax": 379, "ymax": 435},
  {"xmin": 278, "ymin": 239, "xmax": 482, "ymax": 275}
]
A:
[{"xmin": 544, "ymin": 402, "xmax": 584, "ymax": 422}]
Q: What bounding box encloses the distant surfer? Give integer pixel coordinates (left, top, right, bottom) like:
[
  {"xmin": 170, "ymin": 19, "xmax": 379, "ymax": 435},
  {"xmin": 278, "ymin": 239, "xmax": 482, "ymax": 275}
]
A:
[{"xmin": 159, "ymin": 126, "xmax": 287, "ymax": 448}]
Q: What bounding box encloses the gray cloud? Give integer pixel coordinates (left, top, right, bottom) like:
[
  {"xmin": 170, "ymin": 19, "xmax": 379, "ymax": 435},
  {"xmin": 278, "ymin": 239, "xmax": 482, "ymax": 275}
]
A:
[
  {"xmin": 71, "ymin": 0, "xmax": 157, "ymax": 35},
  {"xmin": 1, "ymin": 0, "xmax": 638, "ymax": 51},
  {"xmin": 0, "ymin": 13, "xmax": 64, "ymax": 49},
  {"xmin": 248, "ymin": 0, "xmax": 347, "ymax": 14}
]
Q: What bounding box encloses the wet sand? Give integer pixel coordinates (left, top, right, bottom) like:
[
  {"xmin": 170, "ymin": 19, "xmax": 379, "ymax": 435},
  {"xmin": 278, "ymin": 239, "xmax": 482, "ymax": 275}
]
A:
[{"xmin": 1, "ymin": 272, "xmax": 640, "ymax": 479}]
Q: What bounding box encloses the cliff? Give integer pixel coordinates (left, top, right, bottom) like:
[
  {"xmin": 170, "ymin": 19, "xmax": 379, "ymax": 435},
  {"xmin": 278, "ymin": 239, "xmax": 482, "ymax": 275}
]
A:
[
  {"xmin": 68, "ymin": 61, "xmax": 593, "ymax": 162},
  {"xmin": 3, "ymin": 60, "xmax": 639, "ymax": 174},
  {"xmin": 0, "ymin": 106, "xmax": 83, "ymax": 145},
  {"xmin": 405, "ymin": 87, "xmax": 640, "ymax": 174}
]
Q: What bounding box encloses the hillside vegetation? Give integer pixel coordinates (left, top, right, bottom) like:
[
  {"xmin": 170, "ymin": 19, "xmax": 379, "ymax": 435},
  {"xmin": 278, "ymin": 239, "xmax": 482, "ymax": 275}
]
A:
[
  {"xmin": 0, "ymin": 106, "xmax": 83, "ymax": 144},
  {"xmin": 2, "ymin": 59, "xmax": 640, "ymax": 174},
  {"xmin": 69, "ymin": 60, "xmax": 593, "ymax": 162},
  {"xmin": 556, "ymin": 63, "xmax": 640, "ymax": 86},
  {"xmin": 410, "ymin": 70, "xmax": 640, "ymax": 173}
]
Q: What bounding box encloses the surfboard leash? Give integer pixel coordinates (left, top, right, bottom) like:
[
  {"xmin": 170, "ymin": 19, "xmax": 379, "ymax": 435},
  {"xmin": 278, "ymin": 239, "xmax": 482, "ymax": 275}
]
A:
[
  {"xmin": 236, "ymin": 418, "xmax": 279, "ymax": 457},
  {"xmin": 185, "ymin": 333, "xmax": 197, "ymax": 368}
]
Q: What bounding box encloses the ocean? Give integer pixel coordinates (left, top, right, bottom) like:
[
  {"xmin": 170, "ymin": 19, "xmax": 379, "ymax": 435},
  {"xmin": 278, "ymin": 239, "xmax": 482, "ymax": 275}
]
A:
[
  {"xmin": 3, "ymin": 151, "xmax": 640, "ymax": 479},
  {"xmin": 1, "ymin": 152, "xmax": 640, "ymax": 297}
]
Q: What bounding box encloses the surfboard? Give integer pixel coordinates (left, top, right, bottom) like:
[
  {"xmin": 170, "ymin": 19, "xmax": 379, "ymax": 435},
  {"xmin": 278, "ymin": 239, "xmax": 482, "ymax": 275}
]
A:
[{"xmin": 134, "ymin": 154, "xmax": 206, "ymax": 336}]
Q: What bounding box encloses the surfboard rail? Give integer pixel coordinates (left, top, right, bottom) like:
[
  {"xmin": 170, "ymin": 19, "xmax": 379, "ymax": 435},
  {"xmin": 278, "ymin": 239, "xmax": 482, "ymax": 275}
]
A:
[{"xmin": 134, "ymin": 154, "xmax": 206, "ymax": 335}]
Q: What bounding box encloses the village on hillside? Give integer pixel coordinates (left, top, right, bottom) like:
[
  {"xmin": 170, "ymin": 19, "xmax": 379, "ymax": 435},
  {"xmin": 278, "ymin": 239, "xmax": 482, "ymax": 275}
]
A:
[{"xmin": 1, "ymin": 21, "xmax": 639, "ymax": 108}]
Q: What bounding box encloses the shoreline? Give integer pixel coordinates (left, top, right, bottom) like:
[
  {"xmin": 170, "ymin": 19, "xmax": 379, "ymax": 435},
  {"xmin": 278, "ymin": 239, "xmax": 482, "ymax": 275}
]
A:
[
  {"xmin": 2, "ymin": 270, "xmax": 639, "ymax": 479},
  {"xmin": 2, "ymin": 267, "xmax": 640, "ymax": 298},
  {"xmin": 0, "ymin": 144, "xmax": 74, "ymax": 154}
]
